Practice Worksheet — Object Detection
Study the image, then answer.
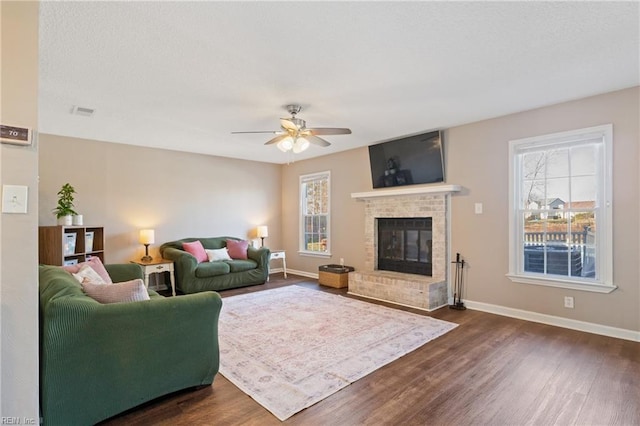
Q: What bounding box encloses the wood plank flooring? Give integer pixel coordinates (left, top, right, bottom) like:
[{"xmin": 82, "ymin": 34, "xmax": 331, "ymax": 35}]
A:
[{"xmin": 101, "ymin": 274, "xmax": 640, "ymax": 426}]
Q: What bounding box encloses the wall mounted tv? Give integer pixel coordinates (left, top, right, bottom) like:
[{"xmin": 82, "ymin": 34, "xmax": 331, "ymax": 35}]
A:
[{"xmin": 368, "ymin": 130, "xmax": 444, "ymax": 189}]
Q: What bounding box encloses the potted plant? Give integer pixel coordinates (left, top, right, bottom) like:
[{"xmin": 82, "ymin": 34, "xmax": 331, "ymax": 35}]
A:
[{"xmin": 53, "ymin": 183, "xmax": 78, "ymax": 226}]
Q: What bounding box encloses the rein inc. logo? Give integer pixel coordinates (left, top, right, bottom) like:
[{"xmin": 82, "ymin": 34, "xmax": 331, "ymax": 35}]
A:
[{"xmin": 1, "ymin": 418, "xmax": 40, "ymax": 425}]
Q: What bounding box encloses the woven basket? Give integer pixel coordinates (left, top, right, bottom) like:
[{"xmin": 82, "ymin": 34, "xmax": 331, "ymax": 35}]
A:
[{"xmin": 318, "ymin": 271, "xmax": 349, "ymax": 288}]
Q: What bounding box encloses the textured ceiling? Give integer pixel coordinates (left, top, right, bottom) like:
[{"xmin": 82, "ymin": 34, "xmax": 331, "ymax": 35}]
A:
[{"xmin": 38, "ymin": 1, "xmax": 639, "ymax": 164}]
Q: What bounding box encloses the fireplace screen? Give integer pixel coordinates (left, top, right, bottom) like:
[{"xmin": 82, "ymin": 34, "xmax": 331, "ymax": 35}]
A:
[{"xmin": 377, "ymin": 218, "xmax": 432, "ymax": 276}]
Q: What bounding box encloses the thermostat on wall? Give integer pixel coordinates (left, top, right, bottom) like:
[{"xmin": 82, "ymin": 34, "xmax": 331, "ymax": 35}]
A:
[{"xmin": 1, "ymin": 124, "xmax": 32, "ymax": 146}]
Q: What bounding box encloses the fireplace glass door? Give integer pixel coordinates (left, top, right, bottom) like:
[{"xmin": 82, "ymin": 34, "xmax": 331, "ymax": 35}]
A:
[{"xmin": 377, "ymin": 218, "xmax": 432, "ymax": 276}]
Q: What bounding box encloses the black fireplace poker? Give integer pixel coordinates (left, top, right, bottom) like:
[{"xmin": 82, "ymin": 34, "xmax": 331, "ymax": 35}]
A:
[{"xmin": 450, "ymin": 252, "xmax": 467, "ymax": 310}]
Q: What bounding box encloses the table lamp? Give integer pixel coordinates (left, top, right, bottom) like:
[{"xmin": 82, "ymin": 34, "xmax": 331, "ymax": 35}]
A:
[
  {"xmin": 257, "ymin": 225, "xmax": 268, "ymax": 247},
  {"xmin": 139, "ymin": 229, "xmax": 155, "ymax": 262}
]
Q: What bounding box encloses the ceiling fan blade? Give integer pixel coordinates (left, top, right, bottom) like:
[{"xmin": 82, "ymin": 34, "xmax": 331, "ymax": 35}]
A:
[
  {"xmin": 231, "ymin": 130, "xmax": 280, "ymax": 134},
  {"xmin": 280, "ymin": 118, "xmax": 298, "ymax": 132},
  {"xmin": 264, "ymin": 134, "xmax": 289, "ymax": 145},
  {"xmin": 305, "ymin": 127, "xmax": 352, "ymax": 136},
  {"xmin": 305, "ymin": 135, "xmax": 331, "ymax": 147}
]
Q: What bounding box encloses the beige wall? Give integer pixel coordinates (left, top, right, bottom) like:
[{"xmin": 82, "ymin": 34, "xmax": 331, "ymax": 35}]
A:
[
  {"xmin": 448, "ymin": 87, "xmax": 639, "ymax": 332},
  {"xmin": 281, "ymin": 148, "xmax": 371, "ymax": 274},
  {"xmin": 0, "ymin": 1, "xmax": 40, "ymax": 419},
  {"xmin": 39, "ymin": 135, "xmax": 282, "ymax": 263},
  {"xmin": 285, "ymin": 87, "xmax": 639, "ymax": 332}
]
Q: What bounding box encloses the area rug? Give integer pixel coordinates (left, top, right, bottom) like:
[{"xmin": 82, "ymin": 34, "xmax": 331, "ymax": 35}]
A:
[{"xmin": 218, "ymin": 285, "xmax": 457, "ymax": 421}]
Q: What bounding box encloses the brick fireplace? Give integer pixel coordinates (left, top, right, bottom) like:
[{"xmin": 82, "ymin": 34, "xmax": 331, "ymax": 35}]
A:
[{"xmin": 350, "ymin": 185, "xmax": 461, "ymax": 311}]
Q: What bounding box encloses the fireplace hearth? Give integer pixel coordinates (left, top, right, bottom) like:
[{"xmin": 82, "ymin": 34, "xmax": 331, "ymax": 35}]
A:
[{"xmin": 377, "ymin": 217, "xmax": 432, "ymax": 276}]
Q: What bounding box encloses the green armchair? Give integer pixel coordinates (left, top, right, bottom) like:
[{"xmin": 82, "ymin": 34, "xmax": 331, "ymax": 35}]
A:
[{"xmin": 39, "ymin": 263, "xmax": 222, "ymax": 426}]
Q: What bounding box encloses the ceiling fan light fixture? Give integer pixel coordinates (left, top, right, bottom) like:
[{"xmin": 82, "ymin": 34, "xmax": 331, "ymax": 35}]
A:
[
  {"xmin": 235, "ymin": 104, "xmax": 351, "ymax": 155},
  {"xmin": 293, "ymin": 137, "xmax": 310, "ymax": 153},
  {"xmin": 277, "ymin": 136, "xmax": 294, "ymax": 152}
]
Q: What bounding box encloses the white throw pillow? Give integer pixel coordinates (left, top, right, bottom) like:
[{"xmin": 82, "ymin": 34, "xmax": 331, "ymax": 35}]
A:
[
  {"xmin": 82, "ymin": 279, "xmax": 150, "ymax": 304},
  {"xmin": 72, "ymin": 263, "xmax": 107, "ymax": 285},
  {"xmin": 206, "ymin": 248, "xmax": 232, "ymax": 262}
]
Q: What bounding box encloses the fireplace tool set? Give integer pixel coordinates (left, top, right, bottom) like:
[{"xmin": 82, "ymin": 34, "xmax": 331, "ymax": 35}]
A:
[{"xmin": 450, "ymin": 252, "xmax": 466, "ymax": 310}]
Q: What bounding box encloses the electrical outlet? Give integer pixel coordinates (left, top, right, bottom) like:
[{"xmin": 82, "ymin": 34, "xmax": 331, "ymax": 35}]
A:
[
  {"xmin": 564, "ymin": 296, "xmax": 574, "ymax": 309},
  {"xmin": 474, "ymin": 203, "xmax": 483, "ymax": 214},
  {"xmin": 340, "ymin": 258, "xmax": 345, "ymax": 266}
]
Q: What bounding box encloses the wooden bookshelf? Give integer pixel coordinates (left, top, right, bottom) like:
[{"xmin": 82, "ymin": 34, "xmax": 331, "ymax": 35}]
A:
[{"xmin": 39, "ymin": 226, "xmax": 105, "ymax": 266}]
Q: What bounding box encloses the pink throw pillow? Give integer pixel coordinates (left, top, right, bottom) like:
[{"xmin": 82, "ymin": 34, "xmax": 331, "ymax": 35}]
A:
[
  {"xmin": 62, "ymin": 256, "xmax": 113, "ymax": 284},
  {"xmin": 82, "ymin": 279, "xmax": 150, "ymax": 304},
  {"xmin": 182, "ymin": 240, "xmax": 208, "ymax": 263},
  {"xmin": 226, "ymin": 239, "xmax": 249, "ymax": 260}
]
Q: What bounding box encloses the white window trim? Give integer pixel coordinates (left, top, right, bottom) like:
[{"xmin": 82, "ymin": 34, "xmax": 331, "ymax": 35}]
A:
[
  {"xmin": 298, "ymin": 251, "xmax": 333, "ymax": 258},
  {"xmin": 299, "ymin": 171, "xmax": 331, "ymax": 256},
  {"xmin": 507, "ymin": 124, "xmax": 615, "ymax": 294}
]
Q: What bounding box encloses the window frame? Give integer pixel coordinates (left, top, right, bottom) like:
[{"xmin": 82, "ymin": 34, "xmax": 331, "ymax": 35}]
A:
[
  {"xmin": 507, "ymin": 124, "xmax": 615, "ymax": 293},
  {"xmin": 299, "ymin": 170, "xmax": 331, "ymax": 257}
]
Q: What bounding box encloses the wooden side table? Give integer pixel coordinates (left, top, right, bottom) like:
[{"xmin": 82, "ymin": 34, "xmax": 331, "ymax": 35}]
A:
[
  {"xmin": 131, "ymin": 259, "xmax": 176, "ymax": 296},
  {"xmin": 268, "ymin": 250, "xmax": 287, "ymax": 281}
]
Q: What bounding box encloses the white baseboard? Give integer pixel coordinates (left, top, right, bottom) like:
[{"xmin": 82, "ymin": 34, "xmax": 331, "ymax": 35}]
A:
[
  {"xmin": 463, "ymin": 299, "xmax": 640, "ymax": 342},
  {"xmin": 284, "ymin": 269, "xmax": 318, "ymax": 279}
]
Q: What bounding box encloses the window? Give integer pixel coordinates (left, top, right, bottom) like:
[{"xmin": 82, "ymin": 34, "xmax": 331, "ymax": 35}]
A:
[
  {"xmin": 300, "ymin": 171, "xmax": 330, "ymax": 255},
  {"xmin": 508, "ymin": 125, "xmax": 614, "ymax": 293}
]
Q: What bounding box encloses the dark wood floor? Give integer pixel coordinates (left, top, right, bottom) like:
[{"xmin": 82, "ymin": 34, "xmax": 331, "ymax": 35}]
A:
[{"xmin": 103, "ymin": 274, "xmax": 640, "ymax": 426}]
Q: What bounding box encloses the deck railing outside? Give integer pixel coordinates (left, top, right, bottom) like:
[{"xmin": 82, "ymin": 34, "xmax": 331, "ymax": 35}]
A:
[{"xmin": 524, "ymin": 226, "xmax": 594, "ymax": 246}]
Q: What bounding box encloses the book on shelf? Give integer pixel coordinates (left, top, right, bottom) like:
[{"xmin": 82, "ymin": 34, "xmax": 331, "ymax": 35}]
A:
[
  {"xmin": 85, "ymin": 231, "xmax": 94, "ymax": 252},
  {"xmin": 63, "ymin": 233, "xmax": 77, "ymax": 256}
]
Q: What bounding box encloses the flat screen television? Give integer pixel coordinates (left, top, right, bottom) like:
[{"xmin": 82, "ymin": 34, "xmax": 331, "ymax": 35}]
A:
[{"xmin": 368, "ymin": 130, "xmax": 444, "ymax": 189}]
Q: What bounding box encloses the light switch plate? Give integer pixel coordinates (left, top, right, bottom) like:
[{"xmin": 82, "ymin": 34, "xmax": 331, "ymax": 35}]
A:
[
  {"xmin": 474, "ymin": 203, "xmax": 483, "ymax": 214},
  {"xmin": 2, "ymin": 185, "xmax": 29, "ymax": 214}
]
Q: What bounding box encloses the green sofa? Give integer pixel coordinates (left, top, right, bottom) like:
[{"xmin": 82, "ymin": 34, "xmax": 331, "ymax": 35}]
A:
[
  {"xmin": 39, "ymin": 264, "xmax": 222, "ymax": 426},
  {"xmin": 160, "ymin": 236, "xmax": 270, "ymax": 294}
]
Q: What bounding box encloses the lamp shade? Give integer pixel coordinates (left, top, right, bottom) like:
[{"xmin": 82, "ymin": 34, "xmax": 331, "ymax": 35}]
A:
[
  {"xmin": 256, "ymin": 226, "xmax": 269, "ymax": 238},
  {"xmin": 277, "ymin": 136, "xmax": 294, "ymax": 152},
  {"xmin": 293, "ymin": 137, "xmax": 310, "ymax": 153},
  {"xmin": 139, "ymin": 229, "xmax": 155, "ymax": 245}
]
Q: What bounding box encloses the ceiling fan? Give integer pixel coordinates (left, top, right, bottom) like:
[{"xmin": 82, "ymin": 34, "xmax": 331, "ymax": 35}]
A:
[{"xmin": 232, "ymin": 104, "xmax": 351, "ymax": 153}]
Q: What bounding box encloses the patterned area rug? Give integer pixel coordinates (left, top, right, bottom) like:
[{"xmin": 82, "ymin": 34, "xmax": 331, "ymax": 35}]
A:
[{"xmin": 218, "ymin": 285, "xmax": 457, "ymax": 420}]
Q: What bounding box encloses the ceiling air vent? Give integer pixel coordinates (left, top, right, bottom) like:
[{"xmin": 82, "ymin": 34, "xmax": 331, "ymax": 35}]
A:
[{"xmin": 71, "ymin": 105, "xmax": 95, "ymax": 117}]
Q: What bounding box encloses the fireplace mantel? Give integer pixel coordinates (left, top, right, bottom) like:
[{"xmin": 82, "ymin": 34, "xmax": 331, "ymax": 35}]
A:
[{"xmin": 351, "ymin": 184, "xmax": 461, "ymax": 200}]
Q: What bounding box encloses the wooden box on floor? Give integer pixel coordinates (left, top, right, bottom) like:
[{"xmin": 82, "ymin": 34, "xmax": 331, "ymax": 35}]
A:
[{"xmin": 318, "ymin": 265, "xmax": 355, "ymax": 288}]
